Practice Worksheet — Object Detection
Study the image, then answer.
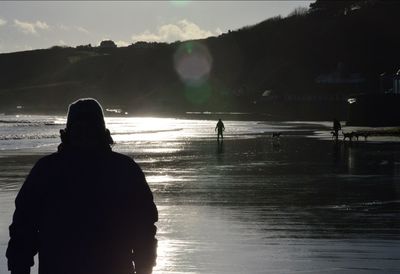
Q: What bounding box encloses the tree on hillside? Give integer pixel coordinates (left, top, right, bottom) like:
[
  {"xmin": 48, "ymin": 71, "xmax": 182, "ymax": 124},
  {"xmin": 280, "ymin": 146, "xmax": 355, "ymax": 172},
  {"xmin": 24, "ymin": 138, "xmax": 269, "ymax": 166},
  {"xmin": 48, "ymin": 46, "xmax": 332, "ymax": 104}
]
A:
[
  {"xmin": 99, "ymin": 40, "xmax": 117, "ymax": 48},
  {"xmin": 76, "ymin": 44, "xmax": 92, "ymax": 50},
  {"xmin": 309, "ymin": 0, "xmax": 368, "ymax": 16},
  {"xmin": 288, "ymin": 6, "xmax": 309, "ymax": 17}
]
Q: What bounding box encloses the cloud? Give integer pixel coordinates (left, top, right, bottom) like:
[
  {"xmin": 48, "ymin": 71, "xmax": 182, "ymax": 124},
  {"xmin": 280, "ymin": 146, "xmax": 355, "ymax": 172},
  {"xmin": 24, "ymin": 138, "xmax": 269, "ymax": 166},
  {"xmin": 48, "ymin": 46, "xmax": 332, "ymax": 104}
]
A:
[
  {"xmin": 14, "ymin": 19, "xmax": 49, "ymax": 34},
  {"xmin": 76, "ymin": 26, "xmax": 89, "ymax": 34},
  {"xmin": 0, "ymin": 18, "xmax": 7, "ymax": 27},
  {"xmin": 59, "ymin": 24, "xmax": 70, "ymax": 31},
  {"xmin": 115, "ymin": 40, "xmax": 130, "ymax": 47},
  {"xmin": 14, "ymin": 20, "xmax": 36, "ymax": 34},
  {"xmin": 35, "ymin": 21, "xmax": 49, "ymax": 30},
  {"xmin": 131, "ymin": 19, "xmax": 220, "ymax": 43},
  {"xmin": 59, "ymin": 24, "xmax": 89, "ymax": 34}
]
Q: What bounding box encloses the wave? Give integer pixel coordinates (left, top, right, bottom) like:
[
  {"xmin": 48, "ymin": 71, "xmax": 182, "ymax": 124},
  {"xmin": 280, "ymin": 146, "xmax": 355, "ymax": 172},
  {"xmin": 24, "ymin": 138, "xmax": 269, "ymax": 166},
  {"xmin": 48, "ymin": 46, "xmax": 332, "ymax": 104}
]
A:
[
  {"xmin": 0, "ymin": 133, "xmax": 59, "ymax": 140},
  {"xmin": 0, "ymin": 119, "xmax": 60, "ymax": 127},
  {"xmin": 362, "ymin": 200, "xmax": 400, "ymax": 206},
  {"xmin": 321, "ymin": 200, "xmax": 400, "ymax": 211},
  {"xmin": 0, "ymin": 128, "xmax": 183, "ymax": 141}
]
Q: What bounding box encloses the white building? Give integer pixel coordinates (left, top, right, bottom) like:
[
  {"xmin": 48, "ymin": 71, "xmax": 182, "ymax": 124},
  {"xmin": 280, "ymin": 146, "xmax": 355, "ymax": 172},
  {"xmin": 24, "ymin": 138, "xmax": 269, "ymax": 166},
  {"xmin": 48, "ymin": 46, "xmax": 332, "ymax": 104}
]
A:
[{"xmin": 393, "ymin": 69, "xmax": 400, "ymax": 94}]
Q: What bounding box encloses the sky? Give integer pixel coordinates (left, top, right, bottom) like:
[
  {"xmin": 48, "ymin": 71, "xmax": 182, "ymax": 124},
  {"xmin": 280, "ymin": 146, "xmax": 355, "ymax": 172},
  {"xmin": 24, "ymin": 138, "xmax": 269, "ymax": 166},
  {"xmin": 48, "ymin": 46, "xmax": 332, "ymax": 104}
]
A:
[{"xmin": 0, "ymin": 1, "xmax": 313, "ymax": 54}]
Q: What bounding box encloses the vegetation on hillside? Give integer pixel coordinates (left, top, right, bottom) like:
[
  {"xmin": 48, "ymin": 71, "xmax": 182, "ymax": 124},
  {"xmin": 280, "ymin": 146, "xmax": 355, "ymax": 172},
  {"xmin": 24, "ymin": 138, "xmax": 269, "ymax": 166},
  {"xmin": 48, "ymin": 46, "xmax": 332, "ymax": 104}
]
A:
[{"xmin": 0, "ymin": 0, "xmax": 399, "ymax": 119}]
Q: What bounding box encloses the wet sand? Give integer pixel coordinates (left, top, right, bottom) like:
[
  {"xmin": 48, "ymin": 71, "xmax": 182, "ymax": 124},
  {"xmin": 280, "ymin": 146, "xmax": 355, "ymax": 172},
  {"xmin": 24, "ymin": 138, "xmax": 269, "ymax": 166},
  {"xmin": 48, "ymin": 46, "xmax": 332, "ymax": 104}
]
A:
[{"xmin": 1, "ymin": 134, "xmax": 400, "ymax": 273}]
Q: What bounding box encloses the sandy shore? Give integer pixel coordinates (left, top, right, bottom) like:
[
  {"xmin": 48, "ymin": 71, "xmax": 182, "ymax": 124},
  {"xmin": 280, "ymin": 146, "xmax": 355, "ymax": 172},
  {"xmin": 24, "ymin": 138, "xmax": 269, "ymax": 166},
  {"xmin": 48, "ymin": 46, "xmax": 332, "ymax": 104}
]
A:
[{"xmin": 1, "ymin": 135, "xmax": 400, "ymax": 273}]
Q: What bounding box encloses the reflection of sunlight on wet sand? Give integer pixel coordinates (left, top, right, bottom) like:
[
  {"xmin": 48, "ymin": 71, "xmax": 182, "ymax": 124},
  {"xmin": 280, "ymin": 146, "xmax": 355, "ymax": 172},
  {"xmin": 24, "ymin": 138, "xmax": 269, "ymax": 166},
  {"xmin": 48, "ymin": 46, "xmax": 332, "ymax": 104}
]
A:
[
  {"xmin": 110, "ymin": 117, "xmax": 184, "ymax": 142},
  {"xmin": 1, "ymin": 116, "xmax": 400, "ymax": 273},
  {"xmin": 115, "ymin": 140, "xmax": 187, "ymax": 155},
  {"xmin": 147, "ymin": 175, "xmax": 189, "ymax": 193},
  {"xmin": 104, "ymin": 117, "xmax": 293, "ymax": 146},
  {"xmin": 107, "ymin": 117, "xmax": 177, "ymax": 130},
  {"xmin": 152, "ymin": 204, "xmax": 189, "ymax": 274},
  {"xmin": 147, "ymin": 175, "xmax": 177, "ymax": 184},
  {"xmin": 153, "ymin": 239, "xmax": 187, "ymax": 274},
  {"xmin": 113, "ymin": 132, "xmax": 183, "ymax": 142},
  {"xmin": 137, "ymin": 158, "xmax": 175, "ymax": 164},
  {"xmin": 140, "ymin": 147, "xmax": 183, "ymax": 154}
]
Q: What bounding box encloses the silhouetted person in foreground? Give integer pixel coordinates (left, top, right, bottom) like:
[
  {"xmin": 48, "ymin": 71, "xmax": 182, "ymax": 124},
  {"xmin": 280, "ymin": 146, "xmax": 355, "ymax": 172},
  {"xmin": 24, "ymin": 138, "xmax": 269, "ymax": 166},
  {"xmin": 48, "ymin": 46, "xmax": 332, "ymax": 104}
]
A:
[
  {"xmin": 333, "ymin": 118, "xmax": 341, "ymax": 141},
  {"xmin": 215, "ymin": 118, "xmax": 225, "ymax": 141},
  {"xmin": 7, "ymin": 98, "xmax": 158, "ymax": 274}
]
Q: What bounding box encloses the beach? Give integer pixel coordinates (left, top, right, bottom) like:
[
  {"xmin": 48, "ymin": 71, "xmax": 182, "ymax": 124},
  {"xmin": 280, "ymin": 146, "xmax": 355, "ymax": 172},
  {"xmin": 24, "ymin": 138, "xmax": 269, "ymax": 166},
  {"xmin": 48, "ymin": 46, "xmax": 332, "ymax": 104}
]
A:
[{"xmin": 0, "ymin": 116, "xmax": 399, "ymax": 273}]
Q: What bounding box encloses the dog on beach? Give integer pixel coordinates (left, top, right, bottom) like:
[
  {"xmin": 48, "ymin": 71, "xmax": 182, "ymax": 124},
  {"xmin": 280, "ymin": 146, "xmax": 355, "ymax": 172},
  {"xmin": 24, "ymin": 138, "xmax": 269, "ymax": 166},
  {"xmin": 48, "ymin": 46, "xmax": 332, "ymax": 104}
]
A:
[
  {"xmin": 342, "ymin": 131, "xmax": 370, "ymax": 141},
  {"xmin": 272, "ymin": 132, "xmax": 282, "ymax": 139},
  {"xmin": 342, "ymin": 131, "xmax": 355, "ymax": 141},
  {"xmin": 354, "ymin": 132, "xmax": 369, "ymax": 141}
]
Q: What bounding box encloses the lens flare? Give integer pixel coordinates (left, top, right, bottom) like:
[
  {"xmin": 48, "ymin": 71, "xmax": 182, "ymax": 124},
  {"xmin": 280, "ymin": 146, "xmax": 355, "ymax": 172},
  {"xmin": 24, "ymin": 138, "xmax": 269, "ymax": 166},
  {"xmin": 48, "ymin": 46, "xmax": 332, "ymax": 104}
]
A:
[
  {"xmin": 170, "ymin": 0, "xmax": 190, "ymax": 7},
  {"xmin": 173, "ymin": 42, "xmax": 213, "ymax": 87},
  {"xmin": 184, "ymin": 83, "xmax": 212, "ymax": 105}
]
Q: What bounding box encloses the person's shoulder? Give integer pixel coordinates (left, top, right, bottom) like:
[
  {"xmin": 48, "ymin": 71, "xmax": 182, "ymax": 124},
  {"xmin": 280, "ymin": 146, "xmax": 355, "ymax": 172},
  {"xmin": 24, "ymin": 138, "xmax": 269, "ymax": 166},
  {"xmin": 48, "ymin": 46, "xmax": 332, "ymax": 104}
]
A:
[
  {"xmin": 108, "ymin": 151, "xmax": 133, "ymax": 161},
  {"xmin": 108, "ymin": 152, "xmax": 146, "ymax": 179},
  {"xmin": 108, "ymin": 151, "xmax": 141, "ymax": 169},
  {"xmin": 35, "ymin": 152, "xmax": 61, "ymax": 166},
  {"xmin": 28, "ymin": 152, "xmax": 63, "ymax": 174}
]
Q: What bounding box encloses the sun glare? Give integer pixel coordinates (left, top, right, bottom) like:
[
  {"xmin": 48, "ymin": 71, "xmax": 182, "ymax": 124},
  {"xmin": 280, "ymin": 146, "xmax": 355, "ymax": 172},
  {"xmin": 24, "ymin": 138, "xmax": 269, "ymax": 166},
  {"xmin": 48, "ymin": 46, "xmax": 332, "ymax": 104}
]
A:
[
  {"xmin": 152, "ymin": 238, "xmax": 180, "ymax": 273},
  {"xmin": 170, "ymin": 0, "xmax": 190, "ymax": 7},
  {"xmin": 139, "ymin": 117, "xmax": 174, "ymax": 131}
]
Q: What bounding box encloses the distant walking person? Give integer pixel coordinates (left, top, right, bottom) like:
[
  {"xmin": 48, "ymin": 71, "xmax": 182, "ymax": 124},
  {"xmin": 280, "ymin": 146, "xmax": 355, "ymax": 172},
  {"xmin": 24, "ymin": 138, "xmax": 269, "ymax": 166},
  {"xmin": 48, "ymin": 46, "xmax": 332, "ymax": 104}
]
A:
[
  {"xmin": 215, "ymin": 118, "xmax": 225, "ymax": 141},
  {"xmin": 333, "ymin": 118, "xmax": 341, "ymax": 140},
  {"xmin": 6, "ymin": 98, "xmax": 158, "ymax": 274}
]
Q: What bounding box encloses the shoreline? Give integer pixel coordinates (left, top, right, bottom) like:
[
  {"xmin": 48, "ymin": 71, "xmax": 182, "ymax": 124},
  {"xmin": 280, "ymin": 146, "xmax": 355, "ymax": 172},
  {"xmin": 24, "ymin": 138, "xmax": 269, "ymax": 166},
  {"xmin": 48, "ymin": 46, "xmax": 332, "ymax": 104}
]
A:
[{"xmin": 1, "ymin": 131, "xmax": 400, "ymax": 274}]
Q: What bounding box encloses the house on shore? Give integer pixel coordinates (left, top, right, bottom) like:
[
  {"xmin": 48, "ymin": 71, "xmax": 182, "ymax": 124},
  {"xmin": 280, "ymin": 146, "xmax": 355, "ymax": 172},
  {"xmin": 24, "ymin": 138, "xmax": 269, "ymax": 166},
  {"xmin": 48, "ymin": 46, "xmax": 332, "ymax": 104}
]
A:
[{"xmin": 347, "ymin": 69, "xmax": 400, "ymax": 126}]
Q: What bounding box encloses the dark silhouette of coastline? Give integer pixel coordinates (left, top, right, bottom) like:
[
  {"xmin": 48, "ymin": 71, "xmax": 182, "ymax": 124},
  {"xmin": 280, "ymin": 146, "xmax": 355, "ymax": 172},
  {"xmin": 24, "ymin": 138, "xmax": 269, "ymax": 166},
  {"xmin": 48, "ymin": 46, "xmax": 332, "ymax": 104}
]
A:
[
  {"xmin": 6, "ymin": 98, "xmax": 157, "ymax": 274},
  {"xmin": 1, "ymin": 1, "xmax": 399, "ymax": 121}
]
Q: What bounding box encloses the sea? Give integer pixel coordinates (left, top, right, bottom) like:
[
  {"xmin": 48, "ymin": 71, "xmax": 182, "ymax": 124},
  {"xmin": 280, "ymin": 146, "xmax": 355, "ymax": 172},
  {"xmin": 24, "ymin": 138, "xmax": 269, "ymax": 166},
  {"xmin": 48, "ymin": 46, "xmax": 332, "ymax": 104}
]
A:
[{"xmin": 0, "ymin": 114, "xmax": 399, "ymax": 273}]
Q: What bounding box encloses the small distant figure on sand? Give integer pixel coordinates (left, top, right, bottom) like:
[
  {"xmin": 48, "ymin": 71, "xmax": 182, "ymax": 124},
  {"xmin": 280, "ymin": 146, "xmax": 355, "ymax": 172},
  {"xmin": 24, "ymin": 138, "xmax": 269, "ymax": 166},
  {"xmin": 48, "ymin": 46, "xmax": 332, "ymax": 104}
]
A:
[
  {"xmin": 333, "ymin": 118, "xmax": 341, "ymax": 141},
  {"xmin": 272, "ymin": 132, "xmax": 281, "ymax": 139},
  {"xmin": 271, "ymin": 132, "xmax": 282, "ymax": 149},
  {"xmin": 215, "ymin": 118, "xmax": 225, "ymax": 141},
  {"xmin": 6, "ymin": 98, "xmax": 158, "ymax": 274}
]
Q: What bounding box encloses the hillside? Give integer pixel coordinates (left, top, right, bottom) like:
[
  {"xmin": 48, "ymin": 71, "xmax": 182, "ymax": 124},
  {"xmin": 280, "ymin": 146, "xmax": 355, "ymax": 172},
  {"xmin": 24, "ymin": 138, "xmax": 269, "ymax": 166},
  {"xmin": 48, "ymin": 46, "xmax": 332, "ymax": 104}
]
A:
[{"xmin": 1, "ymin": 0, "xmax": 399, "ymax": 119}]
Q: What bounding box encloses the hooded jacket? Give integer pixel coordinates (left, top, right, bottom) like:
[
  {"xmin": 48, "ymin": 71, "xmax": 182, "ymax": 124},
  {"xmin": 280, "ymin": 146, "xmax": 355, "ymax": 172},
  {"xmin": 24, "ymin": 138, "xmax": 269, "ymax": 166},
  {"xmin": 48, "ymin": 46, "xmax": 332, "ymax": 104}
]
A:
[{"xmin": 6, "ymin": 146, "xmax": 158, "ymax": 274}]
